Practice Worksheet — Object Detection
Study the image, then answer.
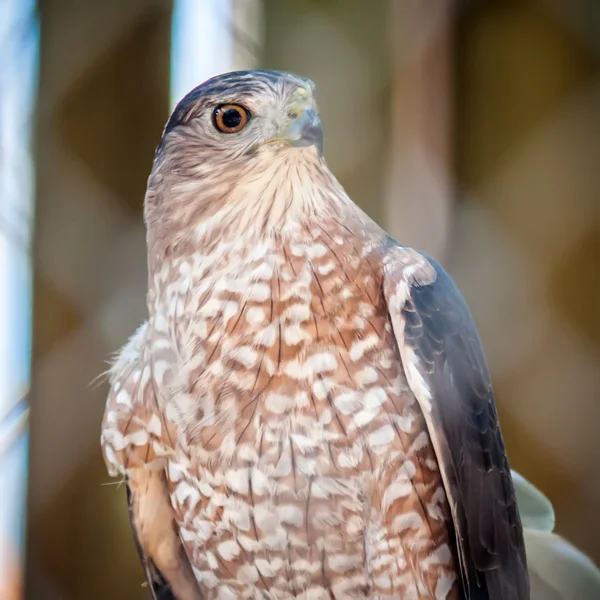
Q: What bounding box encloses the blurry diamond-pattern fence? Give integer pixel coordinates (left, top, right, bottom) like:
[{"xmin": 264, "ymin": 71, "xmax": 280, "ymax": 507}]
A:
[{"xmin": 0, "ymin": 0, "xmax": 597, "ymax": 598}]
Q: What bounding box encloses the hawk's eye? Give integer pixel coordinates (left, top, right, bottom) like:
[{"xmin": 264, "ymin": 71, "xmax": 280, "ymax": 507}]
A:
[{"xmin": 213, "ymin": 104, "xmax": 250, "ymax": 133}]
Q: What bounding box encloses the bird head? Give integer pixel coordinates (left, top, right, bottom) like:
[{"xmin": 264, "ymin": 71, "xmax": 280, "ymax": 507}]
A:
[
  {"xmin": 159, "ymin": 69, "xmax": 323, "ymax": 161},
  {"xmin": 144, "ymin": 70, "xmax": 346, "ymax": 262}
]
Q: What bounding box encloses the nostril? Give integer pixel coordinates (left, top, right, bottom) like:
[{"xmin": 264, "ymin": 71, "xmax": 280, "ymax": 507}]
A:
[{"xmin": 287, "ymin": 112, "xmax": 299, "ymax": 120}]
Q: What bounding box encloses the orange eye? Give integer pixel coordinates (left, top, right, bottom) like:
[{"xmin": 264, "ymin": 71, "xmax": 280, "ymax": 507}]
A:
[{"xmin": 213, "ymin": 104, "xmax": 250, "ymax": 133}]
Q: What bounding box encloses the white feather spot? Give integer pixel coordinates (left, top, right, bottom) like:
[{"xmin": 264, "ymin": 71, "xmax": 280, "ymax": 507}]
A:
[
  {"xmin": 173, "ymin": 481, "xmax": 200, "ymax": 510},
  {"xmin": 167, "ymin": 461, "xmax": 186, "ymax": 483},
  {"xmin": 177, "ymin": 260, "xmax": 191, "ymax": 276},
  {"xmin": 246, "ymin": 306, "xmax": 265, "ymax": 325},
  {"xmin": 251, "ymin": 468, "xmax": 271, "ymax": 496},
  {"xmin": 394, "ymin": 412, "xmax": 415, "ymax": 433},
  {"xmin": 364, "ymin": 386, "xmax": 387, "ymax": 409},
  {"xmin": 229, "ymin": 346, "xmax": 258, "ymax": 369},
  {"xmin": 128, "ymin": 430, "xmax": 148, "ymax": 446},
  {"xmin": 190, "ymin": 519, "xmax": 214, "ymax": 543},
  {"xmin": 391, "ymin": 511, "xmax": 424, "ymax": 533},
  {"xmin": 103, "ymin": 444, "xmax": 119, "ymax": 473},
  {"xmin": 254, "ymin": 505, "xmax": 278, "ymax": 533},
  {"xmin": 319, "ymin": 408, "xmax": 332, "ymax": 425},
  {"xmin": 248, "ymin": 283, "xmax": 271, "ymax": 302},
  {"xmin": 284, "ymin": 352, "xmax": 337, "ymax": 380},
  {"xmin": 237, "ymin": 444, "xmax": 258, "ymax": 462},
  {"xmin": 352, "ymin": 409, "xmax": 378, "ymax": 428},
  {"xmin": 179, "ymin": 527, "xmax": 196, "ymax": 542},
  {"xmin": 153, "ymin": 313, "xmax": 168, "ymax": 332},
  {"xmin": 410, "ymin": 430, "xmax": 430, "ymax": 453},
  {"xmin": 290, "ymin": 243, "xmax": 306, "ymax": 257},
  {"xmin": 338, "ymin": 450, "xmax": 360, "ymax": 469},
  {"xmin": 296, "ymin": 455, "xmax": 317, "ymax": 476},
  {"xmin": 255, "ymin": 558, "xmax": 276, "ymax": 577},
  {"xmin": 237, "ymin": 564, "xmax": 260, "ymax": 584},
  {"xmin": 222, "ymin": 301, "xmax": 239, "ymax": 322},
  {"xmin": 283, "ymin": 324, "xmax": 310, "ymax": 345},
  {"xmin": 327, "ymin": 554, "xmax": 361, "ymax": 573},
  {"xmin": 115, "ymin": 389, "xmax": 131, "ymax": 407},
  {"xmin": 152, "ymin": 338, "xmax": 171, "ymax": 351},
  {"xmin": 380, "ymin": 356, "xmax": 392, "ymax": 369},
  {"xmin": 217, "ymin": 539, "xmax": 241, "ymax": 561},
  {"xmin": 200, "ymin": 551, "xmax": 216, "ymax": 570},
  {"xmin": 383, "ymin": 480, "xmax": 414, "ymax": 511},
  {"xmin": 333, "ymin": 391, "xmax": 361, "ymax": 415},
  {"xmin": 317, "ymin": 262, "xmax": 335, "ymax": 275},
  {"xmin": 193, "ymin": 569, "xmax": 219, "ymax": 588},
  {"xmin": 256, "ymin": 322, "xmax": 277, "ymax": 347},
  {"xmin": 403, "ymin": 460, "xmax": 417, "ymax": 478},
  {"xmin": 295, "ymin": 391, "xmax": 310, "ymax": 409},
  {"xmin": 435, "ymin": 571, "xmax": 456, "ymax": 599},
  {"xmin": 248, "ymin": 240, "xmax": 273, "ymax": 261},
  {"xmin": 238, "ymin": 534, "xmax": 260, "ymax": 553},
  {"xmin": 264, "ymin": 393, "xmax": 294, "ymax": 415},
  {"xmin": 224, "ymin": 469, "xmax": 249, "ymax": 494},
  {"xmin": 355, "ymin": 366, "xmax": 379, "ymax": 386},
  {"xmin": 250, "ymin": 262, "xmax": 273, "ymax": 280},
  {"xmin": 230, "ymin": 506, "xmax": 251, "ymax": 532},
  {"xmin": 430, "ymin": 543, "xmax": 452, "ymax": 566},
  {"xmin": 373, "ymin": 575, "xmax": 392, "ymax": 589},
  {"xmin": 349, "ymin": 334, "xmax": 379, "ymax": 361},
  {"xmin": 306, "ymin": 243, "xmax": 327, "ymax": 258},
  {"xmin": 308, "ymin": 352, "xmax": 337, "ymax": 372},
  {"xmin": 279, "ymin": 504, "xmax": 304, "ymax": 527},
  {"xmin": 290, "ymin": 433, "xmax": 319, "ymax": 451},
  {"xmin": 312, "ymin": 378, "xmax": 334, "ymax": 400},
  {"xmin": 285, "ymin": 303, "xmax": 311, "ymax": 322},
  {"xmin": 368, "ymin": 424, "xmax": 395, "ymax": 447}
]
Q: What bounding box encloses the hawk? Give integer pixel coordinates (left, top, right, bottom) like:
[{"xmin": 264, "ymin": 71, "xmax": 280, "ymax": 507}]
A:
[{"xmin": 101, "ymin": 70, "xmax": 528, "ymax": 600}]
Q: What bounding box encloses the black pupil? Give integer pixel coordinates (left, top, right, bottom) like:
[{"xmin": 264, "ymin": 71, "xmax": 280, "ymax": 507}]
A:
[{"xmin": 221, "ymin": 108, "xmax": 243, "ymax": 129}]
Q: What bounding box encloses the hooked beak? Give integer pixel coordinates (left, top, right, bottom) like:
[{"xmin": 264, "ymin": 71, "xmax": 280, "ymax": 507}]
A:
[
  {"xmin": 281, "ymin": 107, "xmax": 324, "ymax": 154},
  {"xmin": 261, "ymin": 89, "xmax": 324, "ymax": 155}
]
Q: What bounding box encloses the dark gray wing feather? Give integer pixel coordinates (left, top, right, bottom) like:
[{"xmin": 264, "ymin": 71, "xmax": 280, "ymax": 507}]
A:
[{"xmin": 384, "ymin": 247, "xmax": 529, "ymax": 600}]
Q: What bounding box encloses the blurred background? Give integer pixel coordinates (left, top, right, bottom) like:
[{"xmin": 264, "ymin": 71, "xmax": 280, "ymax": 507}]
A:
[{"xmin": 0, "ymin": 0, "xmax": 598, "ymax": 598}]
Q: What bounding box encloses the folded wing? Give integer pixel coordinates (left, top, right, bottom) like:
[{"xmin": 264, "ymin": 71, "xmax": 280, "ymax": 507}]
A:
[{"xmin": 382, "ymin": 245, "xmax": 529, "ymax": 600}]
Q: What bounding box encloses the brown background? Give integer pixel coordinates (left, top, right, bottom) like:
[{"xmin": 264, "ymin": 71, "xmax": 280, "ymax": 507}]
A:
[{"xmin": 20, "ymin": 0, "xmax": 600, "ymax": 598}]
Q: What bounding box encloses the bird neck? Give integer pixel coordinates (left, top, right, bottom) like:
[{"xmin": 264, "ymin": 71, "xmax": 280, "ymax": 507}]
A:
[
  {"xmin": 200, "ymin": 149, "xmax": 348, "ymax": 237},
  {"xmin": 145, "ymin": 148, "xmax": 354, "ymax": 274}
]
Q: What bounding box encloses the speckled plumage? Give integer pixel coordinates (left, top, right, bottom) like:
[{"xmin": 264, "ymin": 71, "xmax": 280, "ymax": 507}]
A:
[{"xmin": 101, "ymin": 70, "xmax": 528, "ymax": 600}]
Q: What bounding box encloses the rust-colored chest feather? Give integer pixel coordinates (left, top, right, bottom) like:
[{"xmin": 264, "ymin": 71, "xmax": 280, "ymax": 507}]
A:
[
  {"xmin": 103, "ymin": 220, "xmax": 458, "ymax": 599},
  {"xmin": 152, "ymin": 223, "xmax": 394, "ymax": 455}
]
